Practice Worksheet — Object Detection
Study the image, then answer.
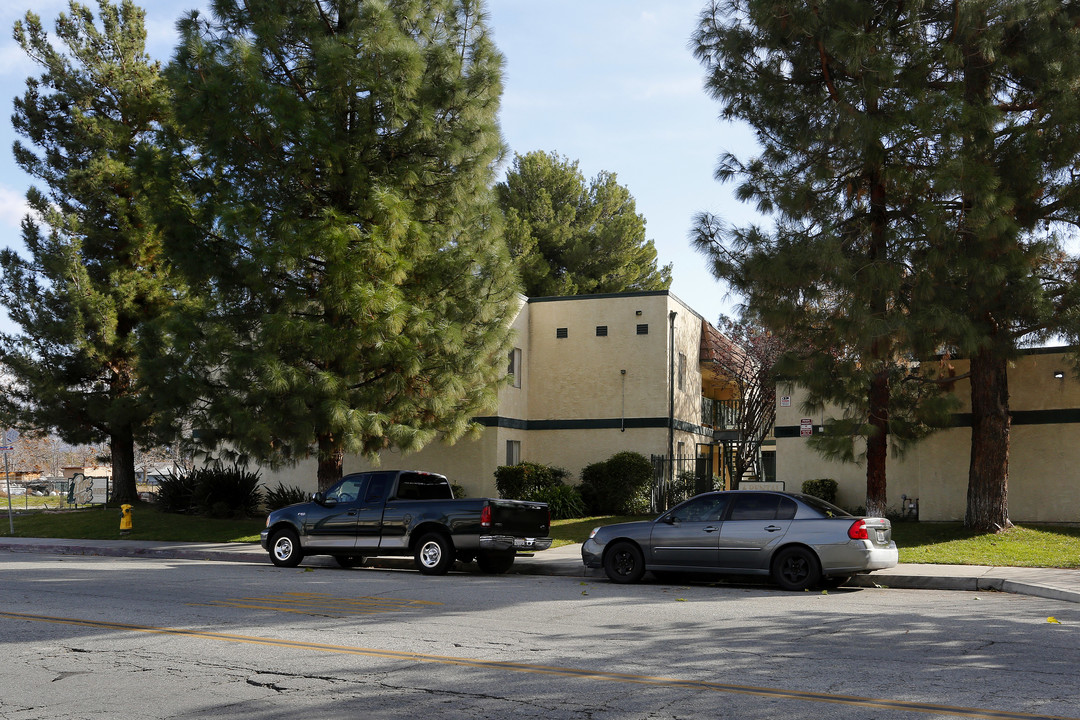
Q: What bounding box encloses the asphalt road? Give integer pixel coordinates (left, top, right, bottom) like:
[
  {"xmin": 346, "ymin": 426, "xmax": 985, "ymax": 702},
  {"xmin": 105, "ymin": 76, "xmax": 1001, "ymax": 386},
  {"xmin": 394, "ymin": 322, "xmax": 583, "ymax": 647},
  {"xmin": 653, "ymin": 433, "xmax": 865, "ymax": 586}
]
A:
[{"xmin": 1, "ymin": 553, "xmax": 1078, "ymax": 720}]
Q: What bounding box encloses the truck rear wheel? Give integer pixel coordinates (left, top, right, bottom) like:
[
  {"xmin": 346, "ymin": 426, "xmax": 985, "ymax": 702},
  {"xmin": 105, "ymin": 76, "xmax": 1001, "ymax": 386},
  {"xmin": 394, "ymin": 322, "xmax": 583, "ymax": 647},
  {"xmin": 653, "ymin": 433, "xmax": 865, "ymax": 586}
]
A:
[
  {"xmin": 414, "ymin": 532, "xmax": 454, "ymax": 575},
  {"xmin": 476, "ymin": 552, "xmax": 515, "ymax": 574}
]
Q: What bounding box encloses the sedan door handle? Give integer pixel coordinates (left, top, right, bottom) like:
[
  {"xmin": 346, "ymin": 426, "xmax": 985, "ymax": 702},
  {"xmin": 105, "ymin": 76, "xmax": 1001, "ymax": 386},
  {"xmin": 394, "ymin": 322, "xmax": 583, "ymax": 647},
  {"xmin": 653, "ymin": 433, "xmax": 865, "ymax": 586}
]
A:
[
  {"xmin": 764, "ymin": 525, "xmax": 783, "ymax": 532},
  {"xmin": 703, "ymin": 526, "xmax": 719, "ymax": 533}
]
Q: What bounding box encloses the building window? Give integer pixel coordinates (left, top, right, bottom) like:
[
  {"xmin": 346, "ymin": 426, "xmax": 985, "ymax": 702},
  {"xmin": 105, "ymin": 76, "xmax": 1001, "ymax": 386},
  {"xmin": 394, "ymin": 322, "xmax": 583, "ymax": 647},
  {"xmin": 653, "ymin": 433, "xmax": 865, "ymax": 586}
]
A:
[
  {"xmin": 506, "ymin": 440, "xmax": 521, "ymax": 466},
  {"xmin": 596, "ymin": 325, "xmax": 608, "ymax": 337},
  {"xmin": 636, "ymin": 323, "xmax": 649, "ymax": 335},
  {"xmin": 556, "ymin": 327, "xmax": 568, "ymax": 339},
  {"xmin": 507, "ymin": 347, "xmax": 522, "ymax": 388},
  {"xmin": 678, "ymin": 352, "xmax": 687, "ymax": 391}
]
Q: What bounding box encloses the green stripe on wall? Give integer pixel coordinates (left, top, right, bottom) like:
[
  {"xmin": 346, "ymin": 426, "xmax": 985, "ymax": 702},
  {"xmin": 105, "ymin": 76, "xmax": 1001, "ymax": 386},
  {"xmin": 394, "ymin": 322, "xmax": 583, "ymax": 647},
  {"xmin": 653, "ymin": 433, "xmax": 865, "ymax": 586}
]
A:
[{"xmin": 775, "ymin": 408, "xmax": 1080, "ymax": 438}]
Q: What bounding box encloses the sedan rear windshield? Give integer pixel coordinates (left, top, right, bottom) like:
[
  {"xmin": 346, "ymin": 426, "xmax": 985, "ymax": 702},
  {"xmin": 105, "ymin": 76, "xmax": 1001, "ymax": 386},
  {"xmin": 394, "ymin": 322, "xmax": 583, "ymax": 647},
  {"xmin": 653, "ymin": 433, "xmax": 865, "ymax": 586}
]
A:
[{"xmin": 795, "ymin": 494, "xmax": 853, "ymax": 518}]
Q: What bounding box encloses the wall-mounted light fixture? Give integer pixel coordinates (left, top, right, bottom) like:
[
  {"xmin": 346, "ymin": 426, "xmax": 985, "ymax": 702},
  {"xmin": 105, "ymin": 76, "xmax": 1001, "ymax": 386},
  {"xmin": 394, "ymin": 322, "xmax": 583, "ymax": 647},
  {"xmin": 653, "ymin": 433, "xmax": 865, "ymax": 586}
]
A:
[
  {"xmin": 635, "ymin": 310, "xmax": 642, "ymax": 316},
  {"xmin": 1054, "ymin": 370, "xmax": 1065, "ymax": 379}
]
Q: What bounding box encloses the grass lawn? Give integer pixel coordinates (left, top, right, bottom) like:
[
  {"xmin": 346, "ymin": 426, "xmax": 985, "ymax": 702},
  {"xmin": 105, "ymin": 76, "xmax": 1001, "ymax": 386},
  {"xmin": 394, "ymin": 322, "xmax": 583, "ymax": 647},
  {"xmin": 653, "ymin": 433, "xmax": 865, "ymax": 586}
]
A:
[
  {"xmin": 4, "ymin": 504, "xmax": 1079, "ymax": 568},
  {"xmin": 891, "ymin": 522, "xmax": 1080, "ymax": 569},
  {"xmin": 0, "ymin": 501, "xmax": 264, "ymax": 543}
]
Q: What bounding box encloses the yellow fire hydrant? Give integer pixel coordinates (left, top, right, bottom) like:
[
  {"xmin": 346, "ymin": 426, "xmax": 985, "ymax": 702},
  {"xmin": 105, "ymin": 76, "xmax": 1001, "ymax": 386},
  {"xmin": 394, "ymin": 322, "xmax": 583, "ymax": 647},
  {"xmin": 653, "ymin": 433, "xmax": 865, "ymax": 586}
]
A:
[{"xmin": 119, "ymin": 504, "xmax": 133, "ymax": 535}]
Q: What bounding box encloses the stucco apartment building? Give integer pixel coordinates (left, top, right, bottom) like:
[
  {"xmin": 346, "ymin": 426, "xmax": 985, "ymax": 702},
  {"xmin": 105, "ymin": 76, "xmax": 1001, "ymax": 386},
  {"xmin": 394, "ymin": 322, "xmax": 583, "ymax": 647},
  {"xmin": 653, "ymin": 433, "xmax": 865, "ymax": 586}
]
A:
[
  {"xmin": 271, "ymin": 290, "xmax": 756, "ymax": 498},
  {"xmin": 774, "ymin": 347, "xmax": 1080, "ymax": 522}
]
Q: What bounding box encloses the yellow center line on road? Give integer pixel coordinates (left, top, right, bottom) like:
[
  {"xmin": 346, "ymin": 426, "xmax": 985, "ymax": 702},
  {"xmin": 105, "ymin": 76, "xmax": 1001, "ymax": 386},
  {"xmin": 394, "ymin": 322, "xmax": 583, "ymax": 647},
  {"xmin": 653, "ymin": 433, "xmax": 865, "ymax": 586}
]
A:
[
  {"xmin": 185, "ymin": 601, "xmax": 387, "ymax": 616},
  {"xmin": 185, "ymin": 592, "xmax": 444, "ymax": 616},
  {"xmin": 278, "ymin": 592, "xmax": 443, "ymax": 606},
  {"xmin": 1, "ymin": 610, "xmax": 1074, "ymax": 720}
]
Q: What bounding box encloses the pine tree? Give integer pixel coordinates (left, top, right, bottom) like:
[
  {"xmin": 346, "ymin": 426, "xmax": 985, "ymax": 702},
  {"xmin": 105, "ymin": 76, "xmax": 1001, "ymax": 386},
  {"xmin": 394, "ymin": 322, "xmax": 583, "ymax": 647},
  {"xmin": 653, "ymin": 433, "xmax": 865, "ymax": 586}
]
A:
[
  {"xmin": 1, "ymin": 0, "xmax": 182, "ymax": 504},
  {"xmin": 496, "ymin": 150, "xmax": 672, "ymax": 297},
  {"xmin": 691, "ymin": 0, "xmax": 953, "ymax": 516},
  {"xmin": 165, "ymin": 0, "xmax": 519, "ymax": 490},
  {"xmin": 912, "ymin": 1, "xmax": 1080, "ymax": 531},
  {"xmin": 692, "ymin": 0, "xmax": 1080, "ymax": 529}
]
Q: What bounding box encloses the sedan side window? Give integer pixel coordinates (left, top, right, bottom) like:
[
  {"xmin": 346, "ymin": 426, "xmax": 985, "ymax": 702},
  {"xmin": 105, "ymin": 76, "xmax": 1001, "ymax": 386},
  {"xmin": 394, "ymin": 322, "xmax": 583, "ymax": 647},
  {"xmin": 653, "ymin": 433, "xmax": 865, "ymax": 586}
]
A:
[
  {"xmin": 670, "ymin": 494, "xmax": 728, "ymax": 523},
  {"xmin": 728, "ymin": 493, "xmax": 781, "ymax": 521}
]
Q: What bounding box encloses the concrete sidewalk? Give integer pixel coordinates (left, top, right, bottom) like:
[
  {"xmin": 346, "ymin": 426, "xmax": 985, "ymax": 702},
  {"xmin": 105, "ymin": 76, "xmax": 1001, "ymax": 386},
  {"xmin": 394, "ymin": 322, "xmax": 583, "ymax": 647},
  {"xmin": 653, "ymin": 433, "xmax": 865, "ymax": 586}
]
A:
[{"xmin": 2, "ymin": 536, "xmax": 1079, "ymax": 604}]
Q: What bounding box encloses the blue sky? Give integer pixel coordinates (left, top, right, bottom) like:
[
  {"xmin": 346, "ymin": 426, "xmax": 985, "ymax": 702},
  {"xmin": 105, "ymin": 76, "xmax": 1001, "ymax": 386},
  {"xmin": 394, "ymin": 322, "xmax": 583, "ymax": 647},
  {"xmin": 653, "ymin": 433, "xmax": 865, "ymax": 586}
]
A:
[{"xmin": 0, "ymin": 0, "xmax": 759, "ymax": 333}]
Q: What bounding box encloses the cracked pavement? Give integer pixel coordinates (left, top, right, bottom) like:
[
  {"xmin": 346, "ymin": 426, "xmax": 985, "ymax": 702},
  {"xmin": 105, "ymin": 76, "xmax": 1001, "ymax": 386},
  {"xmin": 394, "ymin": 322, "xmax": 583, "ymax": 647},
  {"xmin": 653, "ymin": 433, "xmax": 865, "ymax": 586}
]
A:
[{"xmin": 1, "ymin": 553, "xmax": 1078, "ymax": 719}]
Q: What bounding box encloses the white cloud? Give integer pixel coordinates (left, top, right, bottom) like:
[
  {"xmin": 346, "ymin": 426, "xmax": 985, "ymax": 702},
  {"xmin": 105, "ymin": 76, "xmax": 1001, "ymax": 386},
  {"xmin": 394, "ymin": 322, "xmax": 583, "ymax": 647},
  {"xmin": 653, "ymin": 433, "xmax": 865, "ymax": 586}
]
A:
[{"xmin": 0, "ymin": 186, "xmax": 29, "ymax": 230}]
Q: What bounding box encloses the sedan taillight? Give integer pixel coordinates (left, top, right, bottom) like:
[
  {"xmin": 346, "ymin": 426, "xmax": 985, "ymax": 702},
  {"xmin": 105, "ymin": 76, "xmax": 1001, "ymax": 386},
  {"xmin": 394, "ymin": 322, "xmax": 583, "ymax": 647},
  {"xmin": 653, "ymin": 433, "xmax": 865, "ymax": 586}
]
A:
[{"xmin": 848, "ymin": 519, "xmax": 869, "ymax": 540}]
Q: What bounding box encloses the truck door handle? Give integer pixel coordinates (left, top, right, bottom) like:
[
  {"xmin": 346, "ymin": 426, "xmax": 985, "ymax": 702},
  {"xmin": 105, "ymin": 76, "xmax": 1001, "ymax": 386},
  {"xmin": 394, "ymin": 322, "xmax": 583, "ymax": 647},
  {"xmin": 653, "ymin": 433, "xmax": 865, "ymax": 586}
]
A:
[
  {"xmin": 765, "ymin": 525, "xmax": 782, "ymax": 532},
  {"xmin": 348, "ymin": 510, "xmax": 358, "ymax": 516}
]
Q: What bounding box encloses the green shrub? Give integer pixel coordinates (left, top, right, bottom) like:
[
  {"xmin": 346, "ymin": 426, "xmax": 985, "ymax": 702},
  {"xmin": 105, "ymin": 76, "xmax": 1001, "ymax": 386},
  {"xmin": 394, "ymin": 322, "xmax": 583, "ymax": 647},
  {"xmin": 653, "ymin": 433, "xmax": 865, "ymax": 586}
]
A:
[
  {"xmin": 801, "ymin": 478, "xmax": 839, "ymax": 504},
  {"xmin": 264, "ymin": 482, "xmax": 309, "ymax": 511},
  {"xmin": 579, "ymin": 451, "xmax": 653, "ymax": 515},
  {"xmin": 534, "ymin": 484, "xmax": 585, "ymax": 519},
  {"xmin": 156, "ymin": 470, "xmax": 197, "ymax": 513},
  {"xmin": 190, "ymin": 465, "xmax": 264, "ymax": 517},
  {"xmin": 666, "ymin": 471, "xmax": 724, "ymax": 506},
  {"xmin": 494, "ymin": 462, "xmax": 569, "ymax": 499},
  {"xmin": 450, "ymin": 483, "xmax": 467, "ymax": 499}
]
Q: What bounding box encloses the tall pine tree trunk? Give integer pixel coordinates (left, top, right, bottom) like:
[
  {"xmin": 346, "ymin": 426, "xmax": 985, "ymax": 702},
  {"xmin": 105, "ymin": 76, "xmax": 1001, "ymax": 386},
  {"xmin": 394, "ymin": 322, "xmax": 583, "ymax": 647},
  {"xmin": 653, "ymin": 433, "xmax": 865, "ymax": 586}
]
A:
[
  {"xmin": 958, "ymin": 7, "xmax": 1010, "ymax": 533},
  {"xmin": 110, "ymin": 424, "xmax": 137, "ymax": 504},
  {"xmin": 865, "ymin": 368, "xmax": 889, "ymax": 517},
  {"xmin": 864, "ymin": 167, "xmax": 889, "ymax": 518},
  {"xmin": 966, "ymin": 348, "xmax": 1011, "ymax": 531},
  {"xmin": 317, "ymin": 432, "xmax": 344, "ymax": 492}
]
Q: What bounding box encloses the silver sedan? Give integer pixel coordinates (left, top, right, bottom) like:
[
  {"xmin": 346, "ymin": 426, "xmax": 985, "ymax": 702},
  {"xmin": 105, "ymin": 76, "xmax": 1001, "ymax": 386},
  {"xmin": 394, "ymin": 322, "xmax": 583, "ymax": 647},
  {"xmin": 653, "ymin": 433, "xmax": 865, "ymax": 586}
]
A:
[{"xmin": 581, "ymin": 490, "xmax": 898, "ymax": 590}]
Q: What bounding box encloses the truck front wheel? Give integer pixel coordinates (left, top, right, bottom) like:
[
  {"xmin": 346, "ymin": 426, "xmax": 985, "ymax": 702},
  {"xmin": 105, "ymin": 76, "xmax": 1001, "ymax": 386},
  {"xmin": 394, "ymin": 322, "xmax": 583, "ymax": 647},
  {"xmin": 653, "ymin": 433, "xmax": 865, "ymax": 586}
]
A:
[
  {"xmin": 269, "ymin": 529, "xmax": 304, "ymax": 568},
  {"xmin": 476, "ymin": 552, "xmax": 515, "ymax": 574},
  {"xmin": 415, "ymin": 533, "xmax": 454, "ymax": 575}
]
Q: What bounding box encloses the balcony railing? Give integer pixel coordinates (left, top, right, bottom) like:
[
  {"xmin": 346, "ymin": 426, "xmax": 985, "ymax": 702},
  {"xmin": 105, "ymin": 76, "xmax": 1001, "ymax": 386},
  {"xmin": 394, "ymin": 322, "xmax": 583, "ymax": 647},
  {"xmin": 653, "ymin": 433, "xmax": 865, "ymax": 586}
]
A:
[{"xmin": 701, "ymin": 397, "xmax": 740, "ymax": 429}]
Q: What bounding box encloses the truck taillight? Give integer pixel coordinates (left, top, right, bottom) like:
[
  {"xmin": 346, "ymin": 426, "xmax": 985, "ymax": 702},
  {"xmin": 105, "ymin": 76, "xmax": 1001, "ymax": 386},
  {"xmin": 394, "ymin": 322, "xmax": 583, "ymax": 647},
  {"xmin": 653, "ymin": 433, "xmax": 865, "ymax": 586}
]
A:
[
  {"xmin": 481, "ymin": 505, "xmax": 491, "ymax": 528},
  {"xmin": 848, "ymin": 519, "xmax": 869, "ymax": 540}
]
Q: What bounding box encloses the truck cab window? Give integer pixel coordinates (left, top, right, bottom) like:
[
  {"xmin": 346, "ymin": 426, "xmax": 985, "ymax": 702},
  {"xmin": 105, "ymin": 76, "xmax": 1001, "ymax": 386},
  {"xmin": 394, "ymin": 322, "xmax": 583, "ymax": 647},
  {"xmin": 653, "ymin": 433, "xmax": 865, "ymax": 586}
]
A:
[
  {"xmin": 396, "ymin": 473, "xmax": 452, "ymax": 500},
  {"xmin": 328, "ymin": 477, "xmax": 366, "ymax": 504}
]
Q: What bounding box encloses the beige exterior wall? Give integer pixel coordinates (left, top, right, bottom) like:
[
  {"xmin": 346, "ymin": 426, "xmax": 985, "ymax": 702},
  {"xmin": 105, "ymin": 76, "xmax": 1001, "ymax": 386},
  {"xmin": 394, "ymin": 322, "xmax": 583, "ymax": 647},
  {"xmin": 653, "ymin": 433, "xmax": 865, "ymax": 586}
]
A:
[
  {"xmin": 258, "ymin": 291, "xmax": 718, "ymax": 497},
  {"xmin": 775, "ymin": 349, "xmax": 1080, "ymax": 522}
]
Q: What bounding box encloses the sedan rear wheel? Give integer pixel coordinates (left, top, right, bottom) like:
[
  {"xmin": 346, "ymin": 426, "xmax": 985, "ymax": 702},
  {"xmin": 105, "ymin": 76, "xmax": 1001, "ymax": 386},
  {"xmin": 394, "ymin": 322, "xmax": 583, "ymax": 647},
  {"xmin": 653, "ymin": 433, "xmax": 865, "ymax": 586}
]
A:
[
  {"xmin": 604, "ymin": 541, "xmax": 645, "ymax": 584},
  {"xmin": 771, "ymin": 546, "xmax": 821, "ymax": 591}
]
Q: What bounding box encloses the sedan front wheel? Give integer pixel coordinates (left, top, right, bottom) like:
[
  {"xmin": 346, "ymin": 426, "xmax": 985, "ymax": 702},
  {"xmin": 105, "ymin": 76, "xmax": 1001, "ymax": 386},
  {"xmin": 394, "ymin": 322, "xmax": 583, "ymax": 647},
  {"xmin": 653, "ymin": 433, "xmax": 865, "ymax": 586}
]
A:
[{"xmin": 603, "ymin": 541, "xmax": 645, "ymax": 584}]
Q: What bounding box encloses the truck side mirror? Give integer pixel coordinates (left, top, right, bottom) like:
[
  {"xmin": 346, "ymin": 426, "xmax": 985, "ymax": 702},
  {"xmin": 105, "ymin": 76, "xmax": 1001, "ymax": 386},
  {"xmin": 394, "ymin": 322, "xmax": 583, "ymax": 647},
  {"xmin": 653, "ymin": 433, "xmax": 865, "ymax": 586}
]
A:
[{"xmin": 313, "ymin": 492, "xmax": 335, "ymax": 507}]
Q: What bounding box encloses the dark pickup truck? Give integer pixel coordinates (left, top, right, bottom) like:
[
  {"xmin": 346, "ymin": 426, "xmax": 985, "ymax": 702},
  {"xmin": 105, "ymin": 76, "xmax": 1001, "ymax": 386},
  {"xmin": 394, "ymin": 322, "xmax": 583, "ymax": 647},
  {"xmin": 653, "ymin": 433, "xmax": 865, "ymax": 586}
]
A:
[{"xmin": 260, "ymin": 470, "xmax": 552, "ymax": 574}]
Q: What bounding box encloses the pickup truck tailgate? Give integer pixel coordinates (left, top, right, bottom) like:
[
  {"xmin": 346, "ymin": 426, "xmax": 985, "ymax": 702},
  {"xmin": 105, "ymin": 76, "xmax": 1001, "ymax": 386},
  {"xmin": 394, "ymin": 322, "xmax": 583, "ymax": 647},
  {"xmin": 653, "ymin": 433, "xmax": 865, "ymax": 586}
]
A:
[{"xmin": 488, "ymin": 499, "xmax": 550, "ymax": 537}]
